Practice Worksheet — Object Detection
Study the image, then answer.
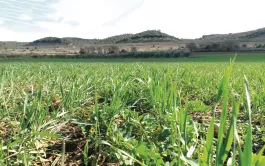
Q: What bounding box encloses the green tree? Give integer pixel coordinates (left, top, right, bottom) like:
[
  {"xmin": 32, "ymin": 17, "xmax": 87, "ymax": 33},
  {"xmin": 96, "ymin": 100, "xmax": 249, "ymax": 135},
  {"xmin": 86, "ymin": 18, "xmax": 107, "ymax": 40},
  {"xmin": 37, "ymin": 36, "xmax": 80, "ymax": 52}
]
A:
[
  {"xmin": 185, "ymin": 42, "xmax": 197, "ymax": 52},
  {"xmin": 242, "ymin": 44, "xmax": 247, "ymax": 48}
]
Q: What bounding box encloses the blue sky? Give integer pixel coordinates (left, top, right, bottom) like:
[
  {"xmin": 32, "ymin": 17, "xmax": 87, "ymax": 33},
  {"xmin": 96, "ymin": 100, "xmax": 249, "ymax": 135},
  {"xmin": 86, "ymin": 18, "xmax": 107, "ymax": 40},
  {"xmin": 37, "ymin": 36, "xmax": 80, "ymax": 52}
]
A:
[{"xmin": 0, "ymin": 0, "xmax": 265, "ymax": 41}]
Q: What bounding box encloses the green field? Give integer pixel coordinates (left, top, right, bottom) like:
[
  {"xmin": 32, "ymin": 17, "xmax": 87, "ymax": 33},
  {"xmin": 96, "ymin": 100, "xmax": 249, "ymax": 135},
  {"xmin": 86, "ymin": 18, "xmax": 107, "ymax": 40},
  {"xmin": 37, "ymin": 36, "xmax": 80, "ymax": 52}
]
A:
[
  {"xmin": 1, "ymin": 52, "xmax": 265, "ymax": 63},
  {"xmin": 1, "ymin": 54, "xmax": 265, "ymax": 165}
]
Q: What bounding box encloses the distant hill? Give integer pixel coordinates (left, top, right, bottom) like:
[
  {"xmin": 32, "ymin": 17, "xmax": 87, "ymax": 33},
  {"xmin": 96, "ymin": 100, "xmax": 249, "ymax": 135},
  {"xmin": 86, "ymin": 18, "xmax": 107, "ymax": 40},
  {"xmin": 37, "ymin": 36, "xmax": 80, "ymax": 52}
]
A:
[
  {"xmin": 96, "ymin": 30, "xmax": 179, "ymax": 44},
  {"xmin": 28, "ymin": 37, "xmax": 70, "ymax": 46},
  {"xmin": 0, "ymin": 41, "xmax": 28, "ymax": 49},
  {"xmin": 27, "ymin": 37, "xmax": 98, "ymax": 46},
  {"xmin": 197, "ymin": 27, "xmax": 265, "ymax": 42},
  {"xmin": 62, "ymin": 37, "xmax": 99, "ymax": 45},
  {"xmin": 95, "ymin": 34, "xmax": 134, "ymax": 44},
  {"xmin": 27, "ymin": 30, "xmax": 180, "ymax": 46},
  {"xmin": 116, "ymin": 30, "xmax": 179, "ymax": 43},
  {"xmin": 22, "ymin": 27, "xmax": 265, "ymax": 46}
]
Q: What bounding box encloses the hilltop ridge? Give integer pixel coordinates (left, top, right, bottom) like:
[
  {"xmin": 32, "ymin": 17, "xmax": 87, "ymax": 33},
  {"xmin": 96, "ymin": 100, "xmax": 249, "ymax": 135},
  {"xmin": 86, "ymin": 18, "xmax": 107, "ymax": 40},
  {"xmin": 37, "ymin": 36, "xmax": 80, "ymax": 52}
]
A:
[{"xmin": 27, "ymin": 30, "xmax": 180, "ymax": 46}]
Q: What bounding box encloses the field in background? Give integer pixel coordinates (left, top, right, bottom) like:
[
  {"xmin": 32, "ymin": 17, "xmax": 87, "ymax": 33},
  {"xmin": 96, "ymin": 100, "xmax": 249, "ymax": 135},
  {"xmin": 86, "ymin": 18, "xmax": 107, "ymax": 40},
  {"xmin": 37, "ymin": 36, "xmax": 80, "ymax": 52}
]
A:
[
  {"xmin": 1, "ymin": 40, "xmax": 265, "ymax": 55},
  {"xmin": 1, "ymin": 55, "xmax": 265, "ymax": 165},
  {"xmin": 0, "ymin": 41, "xmax": 186, "ymax": 55},
  {"xmin": 1, "ymin": 52, "xmax": 265, "ymax": 62}
]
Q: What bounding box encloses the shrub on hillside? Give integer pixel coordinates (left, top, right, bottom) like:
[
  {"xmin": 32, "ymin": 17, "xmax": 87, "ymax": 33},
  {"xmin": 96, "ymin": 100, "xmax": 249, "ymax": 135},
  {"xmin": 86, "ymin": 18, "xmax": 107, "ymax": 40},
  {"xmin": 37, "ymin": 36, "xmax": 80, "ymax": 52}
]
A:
[
  {"xmin": 172, "ymin": 50, "xmax": 182, "ymax": 57},
  {"xmin": 185, "ymin": 42, "xmax": 197, "ymax": 52},
  {"xmin": 183, "ymin": 51, "xmax": 191, "ymax": 57},
  {"xmin": 197, "ymin": 41, "xmax": 239, "ymax": 52},
  {"xmin": 79, "ymin": 46, "xmax": 97, "ymax": 54},
  {"xmin": 242, "ymin": 44, "xmax": 247, "ymax": 48},
  {"xmin": 256, "ymin": 44, "xmax": 265, "ymax": 48},
  {"xmin": 79, "ymin": 47, "xmax": 86, "ymax": 54},
  {"xmin": 120, "ymin": 49, "xmax": 127, "ymax": 53},
  {"xmin": 211, "ymin": 43, "xmax": 221, "ymax": 51},
  {"xmin": 107, "ymin": 45, "xmax": 119, "ymax": 54},
  {"xmin": 221, "ymin": 40, "xmax": 238, "ymax": 51}
]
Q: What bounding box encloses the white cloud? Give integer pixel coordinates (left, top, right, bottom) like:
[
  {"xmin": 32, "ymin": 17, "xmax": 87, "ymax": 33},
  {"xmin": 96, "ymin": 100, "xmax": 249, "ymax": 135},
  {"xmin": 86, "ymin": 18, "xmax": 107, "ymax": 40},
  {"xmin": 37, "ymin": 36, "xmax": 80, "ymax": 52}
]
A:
[
  {"xmin": 112, "ymin": 0, "xmax": 265, "ymax": 39},
  {"xmin": 41, "ymin": 0, "xmax": 265, "ymax": 39},
  {"xmin": 19, "ymin": 15, "xmax": 33, "ymax": 21},
  {"xmin": 29, "ymin": 0, "xmax": 46, "ymax": 2},
  {"xmin": 0, "ymin": 27, "xmax": 47, "ymax": 41},
  {"xmin": 0, "ymin": 20, "xmax": 3, "ymax": 24},
  {"xmin": 0, "ymin": 17, "xmax": 36, "ymax": 27},
  {"xmin": 11, "ymin": 0, "xmax": 50, "ymax": 8},
  {"xmin": 35, "ymin": 21, "xmax": 79, "ymax": 35},
  {"xmin": 1, "ymin": 0, "xmax": 265, "ymax": 41},
  {"xmin": 49, "ymin": 0, "xmax": 143, "ymax": 24}
]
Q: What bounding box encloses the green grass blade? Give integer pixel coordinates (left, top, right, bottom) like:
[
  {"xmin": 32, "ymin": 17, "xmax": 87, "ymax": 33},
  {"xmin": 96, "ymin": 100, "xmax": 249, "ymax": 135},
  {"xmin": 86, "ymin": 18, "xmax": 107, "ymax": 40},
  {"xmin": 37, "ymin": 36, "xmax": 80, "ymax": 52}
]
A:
[
  {"xmin": 244, "ymin": 75, "xmax": 252, "ymax": 127},
  {"xmin": 241, "ymin": 75, "xmax": 252, "ymax": 166},
  {"xmin": 218, "ymin": 99, "xmax": 239, "ymax": 165},
  {"xmin": 201, "ymin": 118, "xmax": 215, "ymax": 166},
  {"xmin": 242, "ymin": 127, "xmax": 252, "ymax": 166},
  {"xmin": 83, "ymin": 141, "xmax": 89, "ymax": 166},
  {"xmin": 232, "ymin": 98, "xmax": 239, "ymax": 166},
  {"xmin": 253, "ymin": 145, "xmax": 265, "ymax": 165},
  {"xmin": 215, "ymin": 55, "xmax": 236, "ymax": 104},
  {"xmin": 216, "ymin": 58, "xmax": 235, "ymax": 166}
]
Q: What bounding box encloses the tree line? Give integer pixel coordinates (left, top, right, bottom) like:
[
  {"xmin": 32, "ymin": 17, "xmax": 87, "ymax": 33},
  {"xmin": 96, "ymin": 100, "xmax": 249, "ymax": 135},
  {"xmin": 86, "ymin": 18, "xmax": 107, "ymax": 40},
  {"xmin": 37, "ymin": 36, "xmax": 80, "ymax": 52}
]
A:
[
  {"xmin": 79, "ymin": 45, "xmax": 191, "ymax": 58},
  {"xmin": 186, "ymin": 41, "xmax": 265, "ymax": 52}
]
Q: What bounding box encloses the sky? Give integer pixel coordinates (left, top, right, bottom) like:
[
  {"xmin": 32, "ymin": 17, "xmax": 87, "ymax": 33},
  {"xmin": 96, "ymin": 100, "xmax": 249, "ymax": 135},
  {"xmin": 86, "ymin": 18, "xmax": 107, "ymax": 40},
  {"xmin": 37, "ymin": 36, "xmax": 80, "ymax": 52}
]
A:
[{"xmin": 0, "ymin": 0, "xmax": 265, "ymax": 42}]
